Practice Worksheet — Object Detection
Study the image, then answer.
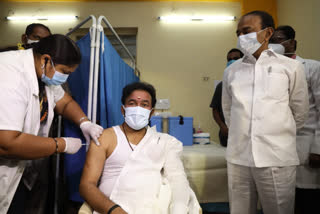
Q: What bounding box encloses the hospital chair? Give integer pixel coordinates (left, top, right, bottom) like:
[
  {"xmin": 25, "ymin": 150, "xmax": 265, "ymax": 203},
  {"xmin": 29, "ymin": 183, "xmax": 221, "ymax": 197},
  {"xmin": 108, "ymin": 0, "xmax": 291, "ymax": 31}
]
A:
[
  {"xmin": 78, "ymin": 202, "xmax": 93, "ymax": 214},
  {"xmin": 78, "ymin": 202, "xmax": 203, "ymax": 214}
]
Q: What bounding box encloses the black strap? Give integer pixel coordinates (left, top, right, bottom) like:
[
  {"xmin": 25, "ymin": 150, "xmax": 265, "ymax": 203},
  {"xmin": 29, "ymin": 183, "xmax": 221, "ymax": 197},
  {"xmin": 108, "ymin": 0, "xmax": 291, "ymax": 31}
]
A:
[{"xmin": 107, "ymin": 204, "xmax": 120, "ymax": 214}]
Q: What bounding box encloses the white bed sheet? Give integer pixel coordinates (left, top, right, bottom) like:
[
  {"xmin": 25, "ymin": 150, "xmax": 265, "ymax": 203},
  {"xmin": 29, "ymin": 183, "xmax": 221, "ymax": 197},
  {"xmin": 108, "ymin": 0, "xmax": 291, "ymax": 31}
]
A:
[{"xmin": 182, "ymin": 143, "xmax": 229, "ymax": 203}]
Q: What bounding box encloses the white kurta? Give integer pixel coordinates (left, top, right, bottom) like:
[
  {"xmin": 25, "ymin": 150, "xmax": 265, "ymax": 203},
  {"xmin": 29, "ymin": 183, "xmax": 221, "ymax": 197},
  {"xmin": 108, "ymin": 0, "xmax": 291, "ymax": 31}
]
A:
[
  {"xmin": 95, "ymin": 126, "xmax": 200, "ymax": 214},
  {"xmin": 222, "ymin": 49, "xmax": 309, "ymax": 167},
  {"xmin": 296, "ymin": 56, "xmax": 320, "ymax": 189},
  {"xmin": 0, "ymin": 49, "xmax": 64, "ymax": 213}
]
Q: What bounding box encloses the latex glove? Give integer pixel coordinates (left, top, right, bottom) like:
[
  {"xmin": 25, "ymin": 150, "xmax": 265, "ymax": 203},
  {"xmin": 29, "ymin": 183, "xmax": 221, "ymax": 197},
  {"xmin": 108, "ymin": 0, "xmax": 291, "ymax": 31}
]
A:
[
  {"xmin": 63, "ymin": 137, "xmax": 82, "ymax": 154},
  {"xmin": 80, "ymin": 121, "xmax": 103, "ymax": 146}
]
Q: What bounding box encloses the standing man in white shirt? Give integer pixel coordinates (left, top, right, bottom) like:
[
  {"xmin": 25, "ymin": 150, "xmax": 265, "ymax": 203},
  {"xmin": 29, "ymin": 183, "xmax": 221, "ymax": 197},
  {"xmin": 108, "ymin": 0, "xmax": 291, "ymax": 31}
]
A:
[
  {"xmin": 270, "ymin": 25, "xmax": 320, "ymax": 214},
  {"xmin": 222, "ymin": 11, "xmax": 309, "ymax": 214}
]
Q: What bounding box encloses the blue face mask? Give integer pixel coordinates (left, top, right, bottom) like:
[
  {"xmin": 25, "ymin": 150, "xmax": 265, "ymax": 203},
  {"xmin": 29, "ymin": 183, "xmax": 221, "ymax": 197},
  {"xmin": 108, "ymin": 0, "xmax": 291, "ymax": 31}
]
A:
[
  {"xmin": 226, "ymin": 59, "xmax": 237, "ymax": 67},
  {"xmin": 41, "ymin": 60, "xmax": 69, "ymax": 85}
]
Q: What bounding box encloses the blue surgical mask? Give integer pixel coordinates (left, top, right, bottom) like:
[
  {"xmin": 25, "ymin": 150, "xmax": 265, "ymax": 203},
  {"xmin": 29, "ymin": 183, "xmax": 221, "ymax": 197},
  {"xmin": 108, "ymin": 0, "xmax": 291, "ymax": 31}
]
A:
[
  {"xmin": 41, "ymin": 60, "xmax": 69, "ymax": 85},
  {"xmin": 227, "ymin": 59, "xmax": 237, "ymax": 67}
]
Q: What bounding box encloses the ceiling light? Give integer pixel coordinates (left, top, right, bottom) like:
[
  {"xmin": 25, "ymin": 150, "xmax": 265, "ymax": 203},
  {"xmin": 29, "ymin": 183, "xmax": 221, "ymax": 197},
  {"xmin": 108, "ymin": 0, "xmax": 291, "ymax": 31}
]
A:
[
  {"xmin": 6, "ymin": 16, "xmax": 78, "ymax": 21},
  {"xmin": 158, "ymin": 15, "xmax": 236, "ymax": 23}
]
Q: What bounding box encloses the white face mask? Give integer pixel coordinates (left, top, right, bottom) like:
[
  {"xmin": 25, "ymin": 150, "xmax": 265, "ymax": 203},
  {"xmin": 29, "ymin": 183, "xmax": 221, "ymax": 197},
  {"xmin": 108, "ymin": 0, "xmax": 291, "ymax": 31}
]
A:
[
  {"xmin": 268, "ymin": 43, "xmax": 285, "ymax": 55},
  {"xmin": 123, "ymin": 106, "xmax": 151, "ymax": 130},
  {"xmin": 237, "ymin": 28, "xmax": 266, "ymax": 56},
  {"xmin": 268, "ymin": 39, "xmax": 292, "ymax": 55},
  {"xmin": 27, "ymin": 38, "xmax": 39, "ymax": 44}
]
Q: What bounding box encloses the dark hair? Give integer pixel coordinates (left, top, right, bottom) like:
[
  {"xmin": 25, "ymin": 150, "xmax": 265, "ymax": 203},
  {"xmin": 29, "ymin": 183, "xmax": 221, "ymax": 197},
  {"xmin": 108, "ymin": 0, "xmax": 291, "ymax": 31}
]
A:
[
  {"xmin": 244, "ymin": 10, "xmax": 275, "ymax": 29},
  {"xmin": 227, "ymin": 48, "xmax": 244, "ymax": 58},
  {"xmin": 25, "ymin": 23, "xmax": 51, "ymax": 36},
  {"xmin": 33, "ymin": 34, "xmax": 81, "ymax": 66},
  {"xmin": 121, "ymin": 82, "xmax": 157, "ymax": 108},
  {"xmin": 275, "ymin": 25, "xmax": 296, "ymax": 40}
]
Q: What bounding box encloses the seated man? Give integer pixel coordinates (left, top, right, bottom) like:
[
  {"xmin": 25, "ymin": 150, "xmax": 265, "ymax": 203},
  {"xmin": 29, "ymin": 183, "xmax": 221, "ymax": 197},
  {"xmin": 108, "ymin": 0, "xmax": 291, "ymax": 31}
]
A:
[{"xmin": 80, "ymin": 82, "xmax": 200, "ymax": 214}]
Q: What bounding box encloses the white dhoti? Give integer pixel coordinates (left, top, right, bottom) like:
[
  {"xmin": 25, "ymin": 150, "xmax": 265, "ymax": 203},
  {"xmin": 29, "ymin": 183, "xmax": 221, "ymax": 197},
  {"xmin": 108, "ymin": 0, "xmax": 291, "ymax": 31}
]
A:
[{"xmin": 227, "ymin": 162, "xmax": 296, "ymax": 214}]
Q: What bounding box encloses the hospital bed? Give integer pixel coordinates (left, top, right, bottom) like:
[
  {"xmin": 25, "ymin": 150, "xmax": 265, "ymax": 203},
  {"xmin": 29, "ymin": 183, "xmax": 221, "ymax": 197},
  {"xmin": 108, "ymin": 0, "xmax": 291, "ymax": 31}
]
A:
[{"xmin": 182, "ymin": 143, "xmax": 228, "ymax": 203}]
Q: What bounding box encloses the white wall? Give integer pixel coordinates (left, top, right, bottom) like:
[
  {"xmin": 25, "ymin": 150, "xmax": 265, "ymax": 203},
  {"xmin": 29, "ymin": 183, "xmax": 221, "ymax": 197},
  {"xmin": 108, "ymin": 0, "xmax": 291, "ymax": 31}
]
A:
[
  {"xmin": 0, "ymin": 1, "xmax": 241, "ymax": 142},
  {"xmin": 277, "ymin": 0, "xmax": 320, "ymax": 60}
]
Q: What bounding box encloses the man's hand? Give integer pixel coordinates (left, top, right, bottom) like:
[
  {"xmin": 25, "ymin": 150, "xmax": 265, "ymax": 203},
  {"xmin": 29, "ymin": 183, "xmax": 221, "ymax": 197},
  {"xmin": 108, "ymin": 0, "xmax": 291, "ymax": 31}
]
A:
[
  {"xmin": 220, "ymin": 124, "xmax": 229, "ymax": 137},
  {"xmin": 309, "ymin": 153, "xmax": 320, "ymax": 168}
]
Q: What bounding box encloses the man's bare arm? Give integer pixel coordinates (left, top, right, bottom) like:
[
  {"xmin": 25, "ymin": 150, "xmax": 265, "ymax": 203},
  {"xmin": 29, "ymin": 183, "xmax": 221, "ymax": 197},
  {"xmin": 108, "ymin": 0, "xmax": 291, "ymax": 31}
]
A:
[{"xmin": 79, "ymin": 128, "xmax": 126, "ymax": 214}]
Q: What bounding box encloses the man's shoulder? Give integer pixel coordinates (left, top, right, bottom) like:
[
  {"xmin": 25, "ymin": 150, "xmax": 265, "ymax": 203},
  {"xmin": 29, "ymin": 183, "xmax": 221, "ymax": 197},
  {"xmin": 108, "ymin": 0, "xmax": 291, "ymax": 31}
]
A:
[
  {"xmin": 99, "ymin": 127, "xmax": 117, "ymax": 145},
  {"xmin": 102, "ymin": 126, "xmax": 117, "ymax": 135},
  {"xmin": 272, "ymin": 53, "xmax": 303, "ymax": 72},
  {"xmin": 299, "ymin": 57, "xmax": 320, "ymax": 67},
  {"xmin": 275, "ymin": 52, "xmax": 297, "ymax": 63}
]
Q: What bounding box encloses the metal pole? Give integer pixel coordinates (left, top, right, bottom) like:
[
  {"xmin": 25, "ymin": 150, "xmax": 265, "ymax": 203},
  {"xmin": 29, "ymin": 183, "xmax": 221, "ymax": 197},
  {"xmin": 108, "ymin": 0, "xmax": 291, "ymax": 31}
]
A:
[
  {"xmin": 66, "ymin": 15, "xmax": 94, "ymax": 37},
  {"xmin": 101, "ymin": 16, "xmax": 136, "ymax": 65},
  {"xmin": 54, "ymin": 116, "xmax": 62, "ymax": 214},
  {"xmin": 92, "ymin": 20, "xmax": 102, "ymax": 125},
  {"xmin": 87, "ymin": 17, "xmax": 97, "ymax": 120},
  {"xmin": 59, "ymin": 15, "xmax": 97, "ymax": 212}
]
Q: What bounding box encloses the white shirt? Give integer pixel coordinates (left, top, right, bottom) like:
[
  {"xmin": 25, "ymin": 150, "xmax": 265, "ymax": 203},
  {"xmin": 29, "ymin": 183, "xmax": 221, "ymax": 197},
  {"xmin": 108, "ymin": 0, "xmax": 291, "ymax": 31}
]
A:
[
  {"xmin": 295, "ymin": 56, "xmax": 320, "ymax": 189},
  {"xmin": 222, "ymin": 49, "xmax": 309, "ymax": 167},
  {"xmin": 296, "ymin": 56, "xmax": 320, "ymax": 154},
  {"xmin": 0, "ymin": 49, "xmax": 64, "ymax": 213}
]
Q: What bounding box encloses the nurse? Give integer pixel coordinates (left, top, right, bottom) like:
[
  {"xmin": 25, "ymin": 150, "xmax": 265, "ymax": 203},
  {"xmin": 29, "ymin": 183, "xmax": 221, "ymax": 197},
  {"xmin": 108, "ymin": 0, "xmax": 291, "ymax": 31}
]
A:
[{"xmin": 0, "ymin": 34, "xmax": 103, "ymax": 213}]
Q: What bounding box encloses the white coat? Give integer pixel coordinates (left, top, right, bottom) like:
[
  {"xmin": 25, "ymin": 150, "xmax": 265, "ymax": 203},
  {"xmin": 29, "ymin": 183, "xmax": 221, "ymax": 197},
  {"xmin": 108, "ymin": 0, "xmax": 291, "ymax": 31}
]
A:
[
  {"xmin": 0, "ymin": 49, "xmax": 64, "ymax": 213},
  {"xmin": 296, "ymin": 56, "xmax": 320, "ymax": 189}
]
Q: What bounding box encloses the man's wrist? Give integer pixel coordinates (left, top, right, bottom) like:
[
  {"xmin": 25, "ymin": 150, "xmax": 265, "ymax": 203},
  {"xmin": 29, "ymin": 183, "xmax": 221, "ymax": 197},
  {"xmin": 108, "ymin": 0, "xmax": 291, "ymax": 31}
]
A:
[{"xmin": 107, "ymin": 204, "xmax": 120, "ymax": 214}]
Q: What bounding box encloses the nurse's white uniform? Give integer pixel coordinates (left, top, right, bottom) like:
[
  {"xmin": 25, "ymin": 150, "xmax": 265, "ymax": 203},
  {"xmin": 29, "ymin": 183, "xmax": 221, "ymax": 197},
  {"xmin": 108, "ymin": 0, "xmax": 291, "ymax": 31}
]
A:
[{"xmin": 0, "ymin": 49, "xmax": 64, "ymax": 214}]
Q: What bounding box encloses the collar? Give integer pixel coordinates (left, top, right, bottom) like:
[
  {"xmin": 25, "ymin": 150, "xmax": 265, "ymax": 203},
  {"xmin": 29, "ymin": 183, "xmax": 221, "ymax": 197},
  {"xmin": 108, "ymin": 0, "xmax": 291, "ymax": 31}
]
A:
[{"xmin": 242, "ymin": 49, "xmax": 278, "ymax": 64}]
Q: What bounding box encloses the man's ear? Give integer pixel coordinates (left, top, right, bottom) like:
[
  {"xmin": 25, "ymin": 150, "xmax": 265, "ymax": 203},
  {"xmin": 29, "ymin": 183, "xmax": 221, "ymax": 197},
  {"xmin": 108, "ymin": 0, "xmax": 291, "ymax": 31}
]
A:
[
  {"xmin": 265, "ymin": 27, "xmax": 274, "ymax": 42},
  {"xmin": 21, "ymin": 34, "xmax": 27, "ymax": 44},
  {"xmin": 121, "ymin": 105, "xmax": 125, "ymax": 116},
  {"xmin": 149, "ymin": 109, "xmax": 155, "ymax": 120},
  {"xmin": 292, "ymin": 40, "xmax": 297, "ymax": 51}
]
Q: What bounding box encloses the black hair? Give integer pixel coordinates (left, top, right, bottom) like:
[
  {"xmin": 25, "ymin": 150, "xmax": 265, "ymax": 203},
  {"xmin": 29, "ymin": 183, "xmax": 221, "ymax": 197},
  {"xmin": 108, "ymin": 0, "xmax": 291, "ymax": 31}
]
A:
[
  {"xmin": 33, "ymin": 34, "xmax": 81, "ymax": 66},
  {"xmin": 25, "ymin": 23, "xmax": 51, "ymax": 36},
  {"xmin": 227, "ymin": 48, "xmax": 244, "ymax": 58},
  {"xmin": 121, "ymin": 82, "xmax": 157, "ymax": 108},
  {"xmin": 244, "ymin": 10, "xmax": 275, "ymax": 29},
  {"xmin": 275, "ymin": 25, "xmax": 296, "ymax": 40}
]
